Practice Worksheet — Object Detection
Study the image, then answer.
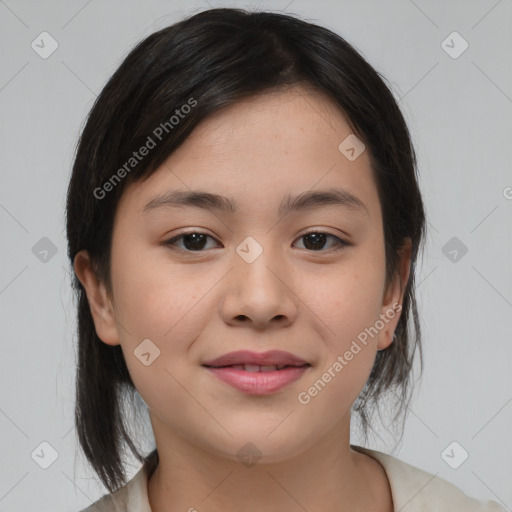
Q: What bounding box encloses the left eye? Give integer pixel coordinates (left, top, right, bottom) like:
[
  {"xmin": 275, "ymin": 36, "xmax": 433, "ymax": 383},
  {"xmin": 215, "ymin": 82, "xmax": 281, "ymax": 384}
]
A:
[
  {"xmin": 164, "ymin": 231, "xmax": 348, "ymax": 252},
  {"xmin": 295, "ymin": 231, "xmax": 347, "ymax": 251}
]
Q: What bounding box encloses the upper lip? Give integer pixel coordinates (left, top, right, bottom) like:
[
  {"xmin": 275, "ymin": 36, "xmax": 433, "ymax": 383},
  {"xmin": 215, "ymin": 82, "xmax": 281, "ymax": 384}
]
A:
[{"xmin": 202, "ymin": 350, "xmax": 310, "ymax": 368}]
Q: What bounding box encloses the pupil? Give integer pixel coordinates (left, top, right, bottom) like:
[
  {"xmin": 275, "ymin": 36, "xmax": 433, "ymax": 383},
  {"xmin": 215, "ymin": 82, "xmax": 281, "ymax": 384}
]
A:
[
  {"xmin": 184, "ymin": 233, "xmax": 207, "ymax": 251},
  {"xmin": 304, "ymin": 232, "xmax": 326, "ymax": 250}
]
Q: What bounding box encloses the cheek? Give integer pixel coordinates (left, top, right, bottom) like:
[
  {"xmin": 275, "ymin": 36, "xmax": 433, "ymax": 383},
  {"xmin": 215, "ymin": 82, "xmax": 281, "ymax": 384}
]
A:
[
  {"xmin": 113, "ymin": 256, "xmax": 210, "ymax": 416},
  {"xmin": 299, "ymin": 246, "xmax": 386, "ymax": 406},
  {"xmin": 111, "ymin": 243, "xmax": 205, "ymax": 337},
  {"xmin": 296, "ymin": 263, "xmax": 384, "ymax": 420},
  {"xmin": 309, "ymin": 254, "xmax": 386, "ymax": 342},
  {"xmin": 109, "ymin": 250, "xmax": 214, "ymax": 408}
]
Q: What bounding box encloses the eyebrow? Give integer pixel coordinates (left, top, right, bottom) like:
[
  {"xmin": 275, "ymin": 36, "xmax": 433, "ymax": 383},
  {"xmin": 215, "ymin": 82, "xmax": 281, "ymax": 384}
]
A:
[{"xmin": 142, "ymin": 188, "xmax": 369, "ymax": 217}]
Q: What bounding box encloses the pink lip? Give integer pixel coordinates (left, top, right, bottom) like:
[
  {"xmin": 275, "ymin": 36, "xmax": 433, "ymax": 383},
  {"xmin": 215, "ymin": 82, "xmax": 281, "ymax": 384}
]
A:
[
  {"xmin": 202, "ymin": 349, "xmax": 309, "ymax": 367},
  {"xmin": 204, "ymin": 365, "xmax": 310, "ymax": 395}
]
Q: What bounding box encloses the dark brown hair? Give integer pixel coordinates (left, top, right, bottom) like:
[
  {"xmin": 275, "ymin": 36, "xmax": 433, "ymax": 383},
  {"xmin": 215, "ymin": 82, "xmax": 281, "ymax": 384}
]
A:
[{"xmin": 66, "ymin": 7, "xmax": 426, "ymax": 494}]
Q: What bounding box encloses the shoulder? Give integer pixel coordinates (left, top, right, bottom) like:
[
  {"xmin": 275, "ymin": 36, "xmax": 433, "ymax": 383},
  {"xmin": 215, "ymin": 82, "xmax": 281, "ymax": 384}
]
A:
[
  {"xmin": 78, "ymin": 466, "xmax": 150, "ymax": 512},
  {"xmin": 352, "ymin": 445, "xmax": 507, "ymax": 512}
]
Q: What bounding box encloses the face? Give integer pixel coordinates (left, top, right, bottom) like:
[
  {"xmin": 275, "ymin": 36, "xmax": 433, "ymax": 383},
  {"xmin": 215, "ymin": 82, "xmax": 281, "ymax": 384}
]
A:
[{"xmin": 75, "ymin": 86, "xmax": 410, "ymax": 464}]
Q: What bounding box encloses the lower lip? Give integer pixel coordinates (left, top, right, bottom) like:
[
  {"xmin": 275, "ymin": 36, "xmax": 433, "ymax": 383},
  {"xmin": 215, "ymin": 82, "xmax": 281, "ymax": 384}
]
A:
[{"xmin": 203, "ymin": 365, "xmax": 310, "ymax": 395}]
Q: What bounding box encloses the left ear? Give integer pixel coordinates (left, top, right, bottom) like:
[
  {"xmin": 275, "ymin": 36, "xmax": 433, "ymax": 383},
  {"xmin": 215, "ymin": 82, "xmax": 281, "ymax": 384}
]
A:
[{"xmin": 377, "ymin": 237, "xmax": 412, "ymax": 351}]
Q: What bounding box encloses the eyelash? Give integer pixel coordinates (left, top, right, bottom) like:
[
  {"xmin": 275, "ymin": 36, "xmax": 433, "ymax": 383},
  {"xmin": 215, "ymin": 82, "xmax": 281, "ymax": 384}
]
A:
[{"xmin": 163, "ymin": 229, "xmax": 349, "ymax": 253}]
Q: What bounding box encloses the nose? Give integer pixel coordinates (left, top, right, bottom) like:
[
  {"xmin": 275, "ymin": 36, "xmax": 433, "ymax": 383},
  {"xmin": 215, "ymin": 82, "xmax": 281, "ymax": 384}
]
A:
[{"xmin": 219, "ymin": 241, "xmax": 298, "ymax": 330}]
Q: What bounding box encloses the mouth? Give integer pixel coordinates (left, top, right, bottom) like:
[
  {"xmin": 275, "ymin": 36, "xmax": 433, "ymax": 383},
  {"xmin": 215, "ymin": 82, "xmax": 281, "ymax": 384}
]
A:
[
  {"xmin": 201, "ymin": 350, "xmax": 312, "ymax": 394},
  {"xmin": 202, "ymin": 349, "xmax": 311, "ymax": 368},
  {"xmin": 202, "ymin": 361, "xmax": 311, "ymax": 395},
  {"xmin": 202, "ymin": 363, "xmax": 310, "ymax": 372}
]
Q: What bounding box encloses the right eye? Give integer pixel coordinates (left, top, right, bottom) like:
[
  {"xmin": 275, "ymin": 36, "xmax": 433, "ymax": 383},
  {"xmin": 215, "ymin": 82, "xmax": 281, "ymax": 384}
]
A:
[{"xmin": 163, "ymin": 231, "xmax": 221, "ymax": 252}]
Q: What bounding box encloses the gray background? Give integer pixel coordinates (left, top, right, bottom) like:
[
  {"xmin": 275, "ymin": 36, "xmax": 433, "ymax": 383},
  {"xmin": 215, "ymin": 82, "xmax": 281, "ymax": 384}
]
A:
[{"xmin": 0, "ymin": 0, "xmax": 511, "ymax": 510}]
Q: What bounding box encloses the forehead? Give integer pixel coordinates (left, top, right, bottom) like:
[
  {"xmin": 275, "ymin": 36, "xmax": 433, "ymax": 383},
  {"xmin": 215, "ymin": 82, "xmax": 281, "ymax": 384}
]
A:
[{"xmin": 116, "ymin": 86, "xmax": 380, "ymax": 222}]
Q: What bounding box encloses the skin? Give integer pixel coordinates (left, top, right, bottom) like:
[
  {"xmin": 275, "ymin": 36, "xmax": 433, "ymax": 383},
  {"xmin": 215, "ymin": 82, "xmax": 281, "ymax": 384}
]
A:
[{"xmin": 75, "ymin": 85, "xmax": 411, "ymax": 512}]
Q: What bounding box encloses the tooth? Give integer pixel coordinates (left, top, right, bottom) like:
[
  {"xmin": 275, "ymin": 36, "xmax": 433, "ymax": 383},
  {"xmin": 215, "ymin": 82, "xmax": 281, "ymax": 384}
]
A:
[
  {"xmin": 260, "ymin": 365, "xmax": 278, "ymax": 372},
  {"xmin": 276, "ymin": 364, "xmax": 287, "ymax": 370},
  {"xmin": 243, "ymin": 364, "xmax": 260, "ymax": 372},
  {"xmin": 231, "ymin": 364, "xmax": 245, "ymax": 370}
]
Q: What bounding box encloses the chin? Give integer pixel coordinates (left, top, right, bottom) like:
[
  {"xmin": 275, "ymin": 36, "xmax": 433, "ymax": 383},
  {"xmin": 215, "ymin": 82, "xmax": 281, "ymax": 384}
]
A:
[{"xmin": 204, "ymin": 428, "xmax": 317, "ymax": 466}]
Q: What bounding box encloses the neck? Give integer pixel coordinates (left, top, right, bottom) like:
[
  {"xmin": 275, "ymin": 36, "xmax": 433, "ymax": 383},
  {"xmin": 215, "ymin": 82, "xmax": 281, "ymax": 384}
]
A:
[{"xmin": 147, "ymin": 416, "xmax": 393, "ymax": 512}]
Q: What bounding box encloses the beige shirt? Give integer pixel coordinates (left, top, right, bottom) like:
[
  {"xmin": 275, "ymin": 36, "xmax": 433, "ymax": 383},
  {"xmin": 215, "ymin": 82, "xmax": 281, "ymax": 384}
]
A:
[{"xmin": 80, "ymin": 445, "xmax": 507, "ymax": 511}]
